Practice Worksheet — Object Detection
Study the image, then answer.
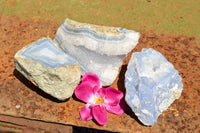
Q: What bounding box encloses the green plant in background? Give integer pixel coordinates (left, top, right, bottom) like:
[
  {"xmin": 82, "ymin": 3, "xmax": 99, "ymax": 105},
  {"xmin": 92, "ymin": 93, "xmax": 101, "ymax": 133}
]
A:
[{"xmin": 0, "ymin": 0, "xmax": 199, "ymax": 40}]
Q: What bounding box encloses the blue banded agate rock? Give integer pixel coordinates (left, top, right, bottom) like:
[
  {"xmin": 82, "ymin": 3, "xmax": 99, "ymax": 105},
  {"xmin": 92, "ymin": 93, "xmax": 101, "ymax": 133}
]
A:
[
  {"xmin": 54, "ymin": 18, "xmax": 140, "ymax": 86},
  {"xmin": 14, "ymin": 38, "xmax": 81, "ymax": 100},
  {"xmin": 125, "ymin": 48, "xmax": 183, "ymax": 126}
]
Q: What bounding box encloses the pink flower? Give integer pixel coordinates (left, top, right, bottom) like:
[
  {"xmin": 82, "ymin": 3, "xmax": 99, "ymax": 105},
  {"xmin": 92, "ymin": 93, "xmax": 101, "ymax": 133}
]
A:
[{"xmin": 75, "ymin": 72, "xmax": 126, "ymax": 125}]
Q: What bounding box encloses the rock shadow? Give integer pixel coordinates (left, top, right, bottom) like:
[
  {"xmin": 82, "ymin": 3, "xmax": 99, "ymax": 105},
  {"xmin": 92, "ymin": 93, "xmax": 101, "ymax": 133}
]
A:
[
  {"xmin": 124, "ymin": 104, "xmax": 145, "ymax": 126},
  {"xmin": 117, "ymin": 65, "xmax": 127, "ymax": 94},
  {"xmin": 117, "ymin": 64, "xmax": 144, "ymax": 126},
  {"xmin": 14, "ymin": 69, "xmax": 69, "ymax": 103}
]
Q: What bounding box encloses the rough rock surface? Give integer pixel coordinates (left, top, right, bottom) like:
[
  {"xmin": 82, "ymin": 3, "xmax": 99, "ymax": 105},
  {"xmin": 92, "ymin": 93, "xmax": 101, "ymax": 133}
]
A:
[
  {"xmin": 125, "ymin": 48, "xmax": 183, "ymax": 126},
  {"xmin": 54, "ymin": 18, "xmax": 140, "ymax": 86},
  {"xmin": 14, "ymin": 37, "xmax": 81, "ymax": 100}
]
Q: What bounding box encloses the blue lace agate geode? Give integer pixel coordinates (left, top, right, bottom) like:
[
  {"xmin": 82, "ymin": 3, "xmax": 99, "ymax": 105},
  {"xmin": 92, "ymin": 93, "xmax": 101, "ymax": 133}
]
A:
[
  {"xmin": 54, "ymin": 18, "xmax": 140, "ymax": 86},
  {"xmin": 14, "ymin": 38, "xmax": 81, "ymax": 100},
  {"xmin": 125, "ymin": 48, "xmax": 183, "ymax": 126}
]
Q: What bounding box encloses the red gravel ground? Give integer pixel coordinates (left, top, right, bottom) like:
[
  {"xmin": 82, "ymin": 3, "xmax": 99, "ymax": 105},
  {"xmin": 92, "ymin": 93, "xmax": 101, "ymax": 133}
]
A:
[{"xmin": 0, "ymin": 16, "xmax": 199, "ymax": 132}]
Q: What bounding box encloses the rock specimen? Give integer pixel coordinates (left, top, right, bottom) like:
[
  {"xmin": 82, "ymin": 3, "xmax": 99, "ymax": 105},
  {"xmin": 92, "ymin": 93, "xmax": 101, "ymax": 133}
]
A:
[
  {"xmin": 54, "ymin": 18, "xmax": 140, "ymax": 86},
  {"xmin": 14, "ymin": 38, "xmax": 81, "ymax": 100},
  {"xmin": 125, "ymin": 48, "xmax": 183, "ymax": 126}
]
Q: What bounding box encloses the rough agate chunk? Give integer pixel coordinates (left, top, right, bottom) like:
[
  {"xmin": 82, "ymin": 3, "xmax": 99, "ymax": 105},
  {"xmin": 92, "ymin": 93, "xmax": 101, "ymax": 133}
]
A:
[
  {"xmin": 125, "ymin": 48, "xmax": 183, "ymax": 126},
  {"xmin": 14, "ymin": 38, "xmax": 81, "ymax": 100},
  {"xmin": 54, "ymin": 18, "xmax": 140, "ymax": 85}
]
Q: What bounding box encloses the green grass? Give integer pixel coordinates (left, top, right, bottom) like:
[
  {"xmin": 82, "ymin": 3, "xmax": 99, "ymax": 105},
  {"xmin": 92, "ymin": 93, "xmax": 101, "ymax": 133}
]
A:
[{"xmin": 0, "ymin": 0, "xmax": 199, "ymax": 40}]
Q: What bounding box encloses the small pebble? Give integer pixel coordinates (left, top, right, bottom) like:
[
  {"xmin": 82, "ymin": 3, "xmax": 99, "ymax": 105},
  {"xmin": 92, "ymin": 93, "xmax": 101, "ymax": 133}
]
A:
[{"xmin": 16, "ymin": 105, "xmax": 20, "ymax": 109}]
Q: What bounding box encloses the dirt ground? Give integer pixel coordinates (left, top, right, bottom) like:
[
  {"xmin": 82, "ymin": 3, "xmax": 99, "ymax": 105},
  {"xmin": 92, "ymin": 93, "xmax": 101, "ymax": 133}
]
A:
[{"xmin": 0, "ymin": 16, "xmax": 199, "ymax": 132}]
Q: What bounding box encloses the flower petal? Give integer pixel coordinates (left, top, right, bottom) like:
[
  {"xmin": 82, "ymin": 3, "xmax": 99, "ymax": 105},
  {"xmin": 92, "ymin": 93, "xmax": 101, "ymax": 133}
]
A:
[
  {"xmin": 104, "ymin": 87, "xmax": 124, "ymax": 105},
  {"xmin": 93, "ymin": 86, "xmax": 100, "ymax": 95},
  {"xmin": 106, "ymin": 99, "xmax": 126, "ymax": 115},
  {"xmin": 82, "ymin": 72, "xmax": 101, "ymax": 89},
  {"xmin": 92, "ymin": 105, "xmax": 108, "ymax": 125},
  {"xmin": 80, "ymin": 104, "xmax": 93, "ymax": 121},
  {"xmin": 97, "ymin": 87, "xmax": 106, "ymax": 98},
  {"xmin": 75, "ymin": 82, "xmax": 94, "ymax": 103}
]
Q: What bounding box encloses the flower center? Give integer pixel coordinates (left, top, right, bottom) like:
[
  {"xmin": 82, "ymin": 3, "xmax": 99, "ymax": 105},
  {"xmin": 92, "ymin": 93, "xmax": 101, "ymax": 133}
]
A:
[{"xmin": 96, "ymin": 97, "xmax": 103, "ymax": 104}]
